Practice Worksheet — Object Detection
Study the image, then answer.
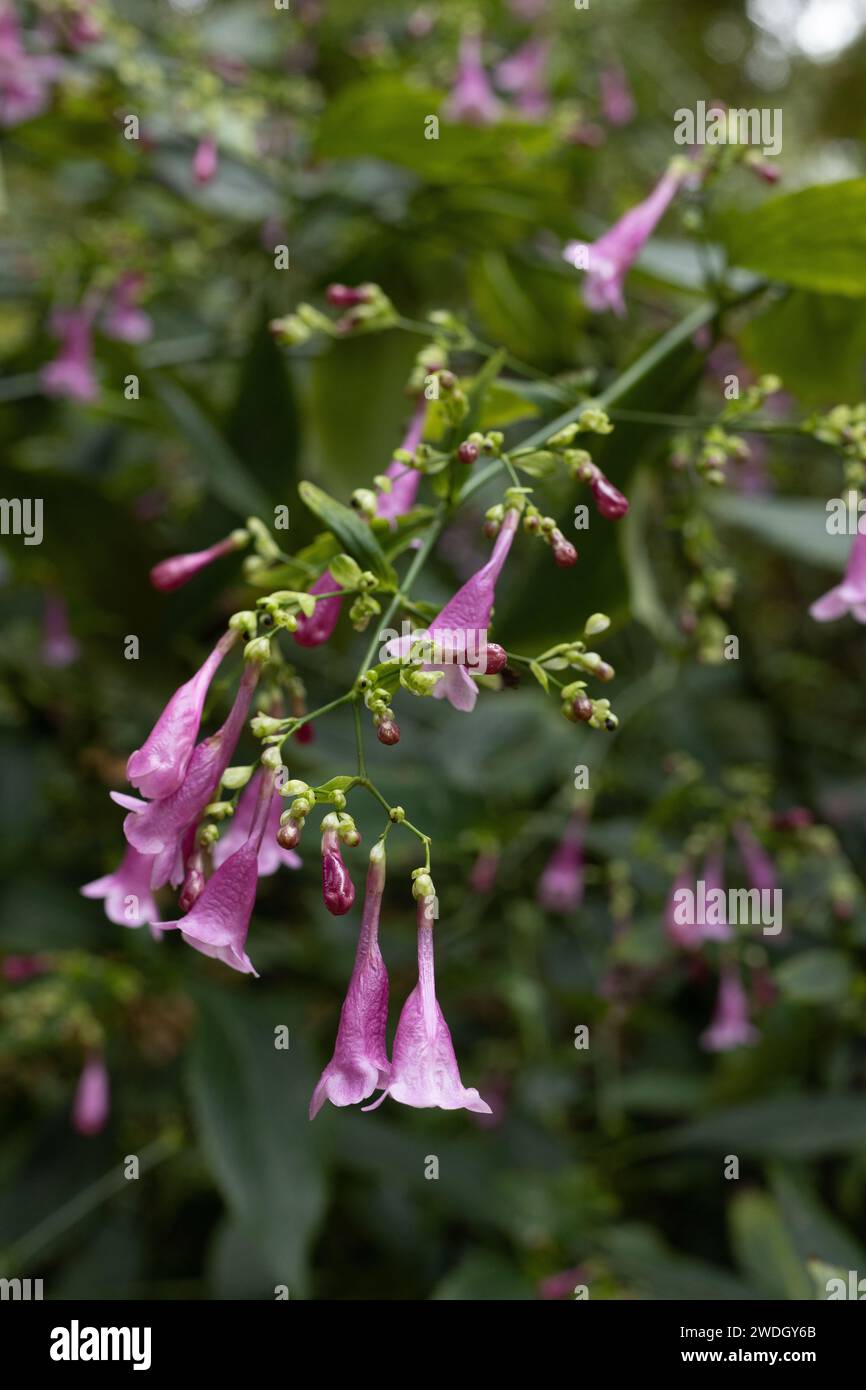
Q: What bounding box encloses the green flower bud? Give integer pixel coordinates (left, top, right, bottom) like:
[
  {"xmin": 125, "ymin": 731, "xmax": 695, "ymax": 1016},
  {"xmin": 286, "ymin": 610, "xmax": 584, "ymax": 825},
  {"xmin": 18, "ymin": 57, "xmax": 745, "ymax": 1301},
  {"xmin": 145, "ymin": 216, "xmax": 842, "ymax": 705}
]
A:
[
  {"xmin": 222, "ymin": 765, "xmax": 254, "ymax": 791},
  {"xmin": 244, "ymin": 636, "xmax": 272, "ymax": 665},
  {"xmin": 584, "ymin": 612, "xmax": 610, "ymax": 637}
]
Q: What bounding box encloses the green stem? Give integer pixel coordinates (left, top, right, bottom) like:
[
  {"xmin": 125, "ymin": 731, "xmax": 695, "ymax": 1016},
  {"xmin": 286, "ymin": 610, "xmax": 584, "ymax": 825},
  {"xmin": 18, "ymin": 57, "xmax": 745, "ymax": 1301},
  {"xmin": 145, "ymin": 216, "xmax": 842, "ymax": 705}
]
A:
[
  {"xmin": 356, "ymin": 509, "xmax": 446, "ymax": 676},
  {"xmin": 353, "ymin": 698, "xmax": 367, "ymax": 778}
]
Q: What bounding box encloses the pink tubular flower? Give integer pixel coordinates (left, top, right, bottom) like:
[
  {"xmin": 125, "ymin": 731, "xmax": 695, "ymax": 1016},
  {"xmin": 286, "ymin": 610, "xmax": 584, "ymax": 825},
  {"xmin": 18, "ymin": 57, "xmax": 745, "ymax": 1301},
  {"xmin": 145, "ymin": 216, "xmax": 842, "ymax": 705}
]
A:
[
  {"xmin": 366, "ymin": 894, "xmax": 490, "ymax": 1114},
  {"xmin": 81, "ymin": 844, "xmax": 160, "ymax": 927},
  {"xmin": 495, "ymin": 39, "xmax": 550, "ymax": 119},
  {"xmin": 116, "ymin": 662, "xmax": 259, "ymax": 888},
  {"xmin": 0, "ymin": 4, "xmax": 61, "ymax": 127},
  {"xmin": 321, "ymin": 823, "xmax": 355, "ymax": 916},
  {"xmin": 665, "ymin": 865, "xmax": 701, "ymax": 950},
  {"xmin": 40, "ymin": 307, "xmax": 98, "ymax": 403},
  {"xmin": 376, "ymin": 395, "xmax": 429, "ymax": 524},
  {"xmin": 539, "ymin": 1266, "xmax": 588, "ymax": 1301},
  {"xmin": 698, "ymin": 844, "xmax": 731, "ymax": 942},
  {"xmin": 390, "ymin": 507, "xmax": 520, "ymax": 712},
  {"xmin": 537, "ymin": 813, "xmax": 585, "ymax": 914},
  {"xmin": 469, "ymin": 849, "xmax": 499, "ymax": 895},
  {"xmin": 213, "ymin": 769, "xmax": 301, "ymax": 877},
  {"xmin": 444, "ymin": 32, "xmax": 501, "ymax": 125},
  {"xmin": 102, "ymin": 273, "xmax": 152, "ymax": 344},
  {"xmin": 310, "ymin": 842, "xmax": 391, "ymax": 1117},
  {"xmin": 292, "ymin": 570, "xmax": 343, "ymax": 648},
  {"xmin": 733, "ymin": 821, "xmax": 776, "ymax": 896},
  {"xmin": 192, "ymin": 134, "xmax": 218, "ymax": 184},
  {"xmin": 72, "ymin": 1052, "xmax": 110, "ymax": 1136},
  {"xmin": 810, "ymin": 532, "xmax": 866, "ymax": 623},
  {"xmin": 126, "ymin": 629, "xmax": 238, "ymax": 800},
  {"xmin": 599, "ymin": 65, "xmax": 636, "ymax": 126},
  {"xmin": 563, "ymin": 164, "xmax": 685, "ymax": 316},
  {"xmin": 150, "ymin": 532, "xmax": 244, "ymax": 592},
  {"xmin": 700, "ymin": 966, "xmax": 759, "ymax": 1052},
  {"xmin": 152, "ymin": 769, "xmax": 275, "ymax": 975},
  {"xmin": 41, "ymin": 593, "xmax": 79, "ymax": 668}
]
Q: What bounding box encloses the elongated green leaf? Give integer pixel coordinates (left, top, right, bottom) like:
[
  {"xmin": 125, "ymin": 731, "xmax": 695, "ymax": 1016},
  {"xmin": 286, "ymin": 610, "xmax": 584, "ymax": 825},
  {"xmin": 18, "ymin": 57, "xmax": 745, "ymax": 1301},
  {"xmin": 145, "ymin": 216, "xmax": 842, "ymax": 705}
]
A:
[
  {"xmin": 710, "ymin": 493, "xmax": 849, "ymax": 571},
  {"xmin": 729, "ymin": 1190, "xmax": 812, "ymax": 1299},
  {"xmin": 665, "ymin": 1094, "xmax": 866, "ymax": 1159},
  {"xmin": 298, "ymin": 480, "xmax": 397, "ymax": 586},
  {"xmin": 716, "ymin": 180, "xmax": 866, "ymax": 297},
  {"xmin": 770, "ymin": 1165, "xmax": 866, "ymax": 1273}
]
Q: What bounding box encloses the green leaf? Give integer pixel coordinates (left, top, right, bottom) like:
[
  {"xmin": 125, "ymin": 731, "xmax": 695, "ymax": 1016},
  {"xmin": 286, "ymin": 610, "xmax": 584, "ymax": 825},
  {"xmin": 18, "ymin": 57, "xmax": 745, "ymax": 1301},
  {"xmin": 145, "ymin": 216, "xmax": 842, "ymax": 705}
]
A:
[
  {"xmin": 729, "ymin": 1190, "xmax": 812, "ymax": 1299},
  {"xmin": 665, "ymin": 1094, "xmax": 866, "ymax": 1159},
  {"xmin": 431, "ymin": 1252, "xmax": 533, "ymax": 1301},
  {"xmin": 298, "ymin": 480, "xmax": 397, "ymax": 586},
  {"xmin": 151, "ymin": 372, "xmax": 271, "ymax": 518},
  {"xmin": 313, "ymin": 775, "xmax": 358, "ymax": 800},
  {"xmin": 187, "ymin": 990, "xmax": 326, "ymax": 1295},
  {"xmin": 710, "ymin": 493, "xmax": 849, "ymax": 571},
  {"xmin": 528, "ymin": 660, "xmax": 550, "ymax": 692},
  {"xmin": 770, "ymin": 1165, "xmax": 866, "ymax": 1273},
  {"xmin": 715, "ymin": 180, "xmax": 866, "ymax": 297},
  {"xmin": 328, "ymin": 553, "xmax": 363, "ymax": 589},
  {"xmin": 776, "ymin": 950, "xmax": 854, "ymax": 1004}
]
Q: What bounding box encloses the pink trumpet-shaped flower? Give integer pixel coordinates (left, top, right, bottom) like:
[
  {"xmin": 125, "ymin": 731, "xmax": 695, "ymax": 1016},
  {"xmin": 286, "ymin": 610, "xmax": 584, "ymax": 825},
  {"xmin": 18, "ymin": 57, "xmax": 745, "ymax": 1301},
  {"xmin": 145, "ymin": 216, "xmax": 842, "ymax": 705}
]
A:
[
  {"xmin": 495, "ymin": 39, "xmax": 550, "ymax": 119},
  {"xmin": 294, "ymin": 401, "xmax": 430, "ymax": 647},
  {"xmin": 563, "ymin": 164, "xmax": 685, "ymax": 316},
  {"xmin": 469, "ymin": 849, "xmax": 499, "ymax": 895},
  {"xmin": 102, "ymin": 273, "xmax": 153, "ymax": 344},
  {"xmin": 537, "ymin": 813, "xmax": 585, "ymax": 914},
  {"xmin": 81, "ymin": 843, "xmax": 160, "ymax": 927},
  {"xmin": 444, "ymin": 33, "xmax": 501, "ymax": 125},
  {"xmin": 599, "ymin": 65, "xmax": 636, "ymax": 126},
  {"xmin": 126, "ymin": 629, "xmax": 238, "ymax": 800},
  {"xmin": 150, "ymin": 533, "xmax": 243, "ymax": 592},
  {"xmin": 40, "ymin": 306, "xmax": 98, "ymax": 403},
  {"xmin": 0, "ymin": 3, "xmax": 61, "ymax": 127},
  {"xmin": 390, "ymin": 507, "xmax": 520, "ymax": 712},
  {"xmin": 366, "ymin": 894, "xmax": 490, "ymax": 1114},
  {"xmin": 72, "ymin": 1051, "xmax": 110, "ymax": 1136},
  {"xmin": 810, "ymin": 532, "xmax": 866, "ymax": 623},
  {"xmin": 321, "ymin": 824, "xmax": 355, "ymax": 915},
  {"xmin": 152, "ymin": 769, "xmax": 275, "ymax": 974},
  {"xmin": 192, "ymin": 134, "xmax": 218, "ymax": 184},
  {"xmin": 41, "ymin": 593, "xmax": 80, "ymax": 668},
  {"xmin": 698, "ymin": 844, "xmax": 731, "ymax": 942},
  {"xmin": 213, "ymin": 769, "xmax": 301, "ymax": 877},
  {"xmin": 665, "ymin": 864, "xmax": 701, "ymax": 949},
  {"xmin": 376, "ymin": 395, "xmax": 429, "ymax": 523},
  {"xmin": 700, "ymin": 966, "xmax": 759, "ymax": 1052},
  {"xmin": 733, "ymin": 821, "xmax": 776, "ymax": 895},
  {"xmin": 310, "ymin": 842, "xmax": 390, "ymax": 1117},
  {"xmin": 116, "ymin": 662, "xmax": 259, "ymax": 888}
]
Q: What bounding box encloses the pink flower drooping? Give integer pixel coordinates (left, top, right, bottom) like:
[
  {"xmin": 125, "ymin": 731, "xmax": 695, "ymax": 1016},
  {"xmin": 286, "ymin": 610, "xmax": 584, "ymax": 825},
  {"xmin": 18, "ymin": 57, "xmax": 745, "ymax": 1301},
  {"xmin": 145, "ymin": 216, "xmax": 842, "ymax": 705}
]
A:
[
  {"xmin": 126, "ymin": 629, "xmax": 238, "ymax": 800},
  {"xmin": 537, "ymin": 813, "xmax": 585, "ymax": 914},
  {"xmin": 72, "ymin": 1052, "xmax": 110, "ymax": 1136},
  {"xmin": 444, "ymin": 33, "xmax": 501, "ymax": 126},
  {"xmin": 117, "ymin": 661, "xmax": 259, "ymax": 888},
  {"xmin": 599, "ymin": 65, "xmax": 636, "ymax": 126},
  {"xmin": 40, "ymin": 306, "xmax": 98, "ymax": 403},
  {"xmin": 733, "ymin": 821, "xmax": 777, "ymax": 896},
  {"xmin": 665, "ymin": 864, "xmax": 701, "ymax": 950},
  {"xmin": 366, "ymin": 894, "xmax": 491, "ymax": 1114},
  {"xmin": 495, "ymin": 39, "xmax": 550, "ymax": 119},
  {"xmin": 810, "ymin": 531, "xmax": 866, "ymax": 623},
  {"xmin": 0, "ymin": 3, "xmax": 61, "ymax": 127},
  {"xmin": 150, "ymin": 533, "xmax": 244, "ymax": 592},
  {"xmin": 152, "ymin": 769, "xmax": 275, "ymax": 975},
  {"xmin": 563, "ymin": 165, "xmax": 685, "ymax": 316},
  {"xmin": 293, "ymin": 400, "xmax": 429, "ymax": 646},
  {"xmin": 391, "ymin": 507, "xmax": 520, "ymax": 712},
  {"xmin": 102, "ymin": 273, "xmax": 153, "ymax": 344},
  {"xmin": 81, "ymin": 844, "xmax": 160, "ymax": 928},
  {"xmin": 700, "ymin": 966, "xmax": 759, "ymax": 1052},
  {"xmin": 41, "ymin": 593, "xmax": 80, "ymax": 668},
  {"xmin": 212, "ymin": 769, "xmax": 301, "ymax": 877},
  {"xmin": 310, "ymin": 842, "xmax": 391, "ymax": 1117},
  {"xmin": 192, "ymin": 134, "xmax": 218, "ymax": 184}
]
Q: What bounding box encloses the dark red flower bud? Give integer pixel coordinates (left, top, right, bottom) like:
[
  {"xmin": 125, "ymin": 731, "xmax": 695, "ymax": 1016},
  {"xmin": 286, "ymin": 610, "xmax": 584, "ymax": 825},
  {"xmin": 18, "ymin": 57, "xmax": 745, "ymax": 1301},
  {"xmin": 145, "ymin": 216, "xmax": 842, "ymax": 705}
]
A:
[
  {"xmin": 595, "ymin": 661, "xmax": 614, "ymax": 682},
  {"xmin": 376, "ymin": 719, "xmax": 400, "ymax": 745},
  {"xmin": 322, "ymin": 839, "xmax": 355, "ymax": 915},
  {"xmin": 772, "ymin": 807, "xmax": 814, "ymax": 831},
  {"xmin": 572, "ymin": 695, "xmax": 594, "ymax": 722},
  {"xmin": 482, "ymin": 642, "xmax": 508, "ymax": 675},
  {"xmin": 293, "ymin": 722, "xmax": 315, "ymax": 744},
  {"xmin": 592, "ymin": 475, "xmax": 629, "ymax": 520},
  {"xmin": 326, "ymin": 283, "xmax": 368, "ymax": 308},
  {"xmin": 277, "ymin": 818, "xmax": 301, "ymax": 850},
  {"xmin": 457, "ymin": 440, "xmax": 479, "ymax": 465},
  {"xmin": 551, "ymin": 530, "xmax": 578, "ymax": 567}
]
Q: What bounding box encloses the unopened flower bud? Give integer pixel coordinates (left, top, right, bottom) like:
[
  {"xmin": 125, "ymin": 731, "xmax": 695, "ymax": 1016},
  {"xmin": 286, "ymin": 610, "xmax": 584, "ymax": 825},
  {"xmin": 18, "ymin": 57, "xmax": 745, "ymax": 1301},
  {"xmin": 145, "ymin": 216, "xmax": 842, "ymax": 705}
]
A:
[
  {"xmin": 244, "ymin": 636, "xmax": 272, "ymax": 665},
  {"xmin": 412, "ymin": 872, "xmax": 435, "ymax": 900},
  {"xmin": 377, "ymin": 718, "xmax": 401, "ymax": 745},
  {"xmin": 572, "ymin": 694, "xmax": 594, "ymax": 721},
  {"xmin": 277, "ymin": 816, "xmax": 302, "ymax": 850},
  {"xmin": 592, "ymin": 475, "xmax": 629, "ymax": 519},
  {"xmin": 482, "ymin": 642, "xmax": 508, "ymax": 675},
  {"xmin": 326, "ymin": 283, "xmax": 370, "ymax": 308},
  {"xmin": 294, "ymin": 722, "xmax": 315, "ymax": 744},
  {"xmin": 457, "ymin": 440, "xmax": 479, "ymax": 465},
  {"xmin": 551, "ymin": 530, "xmax": 578, "ymax": 567}
]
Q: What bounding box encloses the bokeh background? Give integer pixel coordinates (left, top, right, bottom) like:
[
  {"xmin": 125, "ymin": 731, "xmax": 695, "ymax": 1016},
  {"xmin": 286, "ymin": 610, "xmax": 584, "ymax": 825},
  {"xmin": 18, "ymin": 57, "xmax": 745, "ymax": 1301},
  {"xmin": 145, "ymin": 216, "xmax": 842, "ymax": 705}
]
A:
[{"xmin": 2, "ymin": 0, "xmax": 866, "ymax": 1300}]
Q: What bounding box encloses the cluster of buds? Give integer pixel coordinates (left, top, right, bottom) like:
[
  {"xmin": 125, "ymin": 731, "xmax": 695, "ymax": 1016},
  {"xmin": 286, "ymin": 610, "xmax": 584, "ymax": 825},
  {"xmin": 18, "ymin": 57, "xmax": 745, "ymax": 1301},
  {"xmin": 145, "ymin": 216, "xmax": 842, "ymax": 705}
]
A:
[
  {"xmin": 320, "ymin": 811, "xmax": 360, "ymax": 915},
  {"xmin": 527, "ymin": 614, "xmax": 619, "ymax": 729},
  {"xmin": 808, "ymin": 402, "xmax": 866, "ymax": 486},
  {"xmin": 357, "ymin": 669, "xmax": 401, "ymax": 744},
  {"xmin": 410, "ymin": 865, "xmax": 436, "ymax": 902},
  {"xmin": 329, "ymin": 553, "xmax": 381, "ymax": 631},
  {"xmin": 231, "ymin": 516, "xmax": 283, "ymax": 584},
  {"xmin": 519, "ymin": 502, "xmax": 578, "ymax": 567},
  {"xmin": 561, "ymin": 683, "xmax": 618, "ymax": 730},
  {"xmin": 407, "ymin": 342, "xmax": 446, "ymax": 396},
  {"xmin": 428, "ymin": 368, "xmax": 468, "ymax": 425},
  {"xmin": 456, "ymin": 429, "xmax": 504, "ymax": 466},
  {"xmin": 277, "ymin": 777, "xmax": 315, "ymax": 850},
  {"xmin": 679, "ymin": 568, "xmax": 736, "ymax": 662},
  {"xmin": 565, "ymin": 450, "xmax": 630, "ymax": 519},
  {"xmin": 269, "ymin": 283, "xmax": 396, "ymax": 346}
]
